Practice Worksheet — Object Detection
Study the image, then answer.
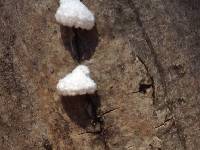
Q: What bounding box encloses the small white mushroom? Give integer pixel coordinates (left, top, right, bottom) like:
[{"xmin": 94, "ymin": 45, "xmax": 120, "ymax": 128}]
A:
[
  {"xmin": 55, "ymin": 0, "xmax": 95, "ymax": 30},
  {"xmin": 57, "ymin": 65, "xmax": 97, "ymax": 96}
]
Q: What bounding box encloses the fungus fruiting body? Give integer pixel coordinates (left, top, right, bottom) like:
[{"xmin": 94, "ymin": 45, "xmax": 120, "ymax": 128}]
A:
[
  {"xmin": 55, "ymin": 0, "xmax": 95, "ymax": 30},
  {"xmin": 57, "ymin": 65, "xmax": 97, "ymax": 96}
]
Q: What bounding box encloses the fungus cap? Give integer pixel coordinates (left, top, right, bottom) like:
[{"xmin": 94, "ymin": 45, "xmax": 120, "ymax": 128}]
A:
[
  {"xmin": 57, "ymin": 65, "xmax": 97, "ymax": 96},
  {"xmin": 55, "ymin": 0, "xmax": 95, "ymax": 30},
  {"xmin": 72, "ymin": 65, "xmax": 90, "ymax": 76}
]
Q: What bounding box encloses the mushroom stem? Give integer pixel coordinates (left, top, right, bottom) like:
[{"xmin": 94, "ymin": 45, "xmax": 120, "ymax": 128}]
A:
[{"xmin": 72, "ymin": 28, "xmax": 81, "ymax": 62}]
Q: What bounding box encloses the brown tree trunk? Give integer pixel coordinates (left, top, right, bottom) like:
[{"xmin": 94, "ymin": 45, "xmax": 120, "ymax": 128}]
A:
[{"xmin": 0, "ymin": 0, "xmax": 200, "ymax": 149}]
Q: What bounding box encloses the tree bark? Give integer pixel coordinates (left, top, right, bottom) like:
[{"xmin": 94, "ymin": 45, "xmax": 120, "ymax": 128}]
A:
[{"xmin": 0, "ymin": 0, "xmax": 200, "ymax": 149}]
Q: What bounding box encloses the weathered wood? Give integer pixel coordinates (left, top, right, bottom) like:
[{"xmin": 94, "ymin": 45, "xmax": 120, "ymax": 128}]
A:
[{"xmin": 0, "ymin": 0, "xmax": 199, "ymax": 149}]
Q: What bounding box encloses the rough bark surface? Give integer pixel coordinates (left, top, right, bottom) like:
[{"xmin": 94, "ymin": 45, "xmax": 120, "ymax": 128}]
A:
[{"xmin": 0, "ymin": 0, "xmax": 200, "ymax": 150}]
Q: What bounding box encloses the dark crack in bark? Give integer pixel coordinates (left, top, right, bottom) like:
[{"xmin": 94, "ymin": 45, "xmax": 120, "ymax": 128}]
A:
[
  {"xmin": 136, "ymin": 56, "xmax": 155, "ymax": 103},
  {"xmin": 92, "ymin": 110, "xmax": 109, "ymax": 150},
  {"xmin": 128, "ymin": 0, "xmax": 167, "ymax": 99},
  {"xmin": 83, "ymin": 95, "xmax": 110, "ymax": 150},
  {"xmin": 99, "ymin": 107, "xmax": 120, "ymax": 117},
  {"xmin": 155, "ymin": 118, "xmax": 173, "ymax": 129},
  {"xmin": 128, "ymin": 1, "xmax": 187, "ymax": 149}
]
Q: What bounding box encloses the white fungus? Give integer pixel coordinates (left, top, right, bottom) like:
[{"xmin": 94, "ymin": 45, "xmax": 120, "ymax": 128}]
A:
[
  {"xmin": 57, "ymin": 65, "xmax": 97, "ymax": 96},
  {"xmin": 55, "ymin": 0, "xmax": 95, "ymax": 30}
]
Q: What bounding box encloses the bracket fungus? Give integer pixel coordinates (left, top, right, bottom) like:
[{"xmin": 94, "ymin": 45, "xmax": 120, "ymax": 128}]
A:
[
  {"xmin": 57, "ymin": 65, "xmax": 97, "ymax": 96},
  {"xmin": 55, "ymin": 0, "xmax": 95, "ymax": 30}
]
